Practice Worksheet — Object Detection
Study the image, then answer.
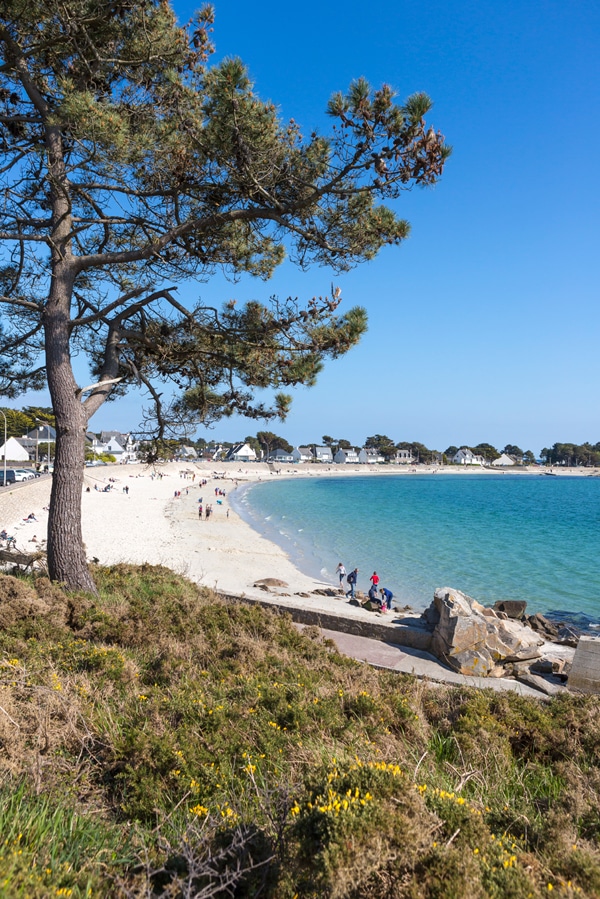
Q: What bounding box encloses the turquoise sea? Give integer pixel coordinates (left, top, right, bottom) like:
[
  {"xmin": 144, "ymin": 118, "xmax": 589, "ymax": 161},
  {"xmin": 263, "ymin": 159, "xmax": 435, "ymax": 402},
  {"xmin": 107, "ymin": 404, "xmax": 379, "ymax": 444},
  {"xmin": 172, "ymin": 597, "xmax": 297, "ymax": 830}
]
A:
[{"xmin": 232, "ymin": 473, "xmax": 600, "ymax": 631}]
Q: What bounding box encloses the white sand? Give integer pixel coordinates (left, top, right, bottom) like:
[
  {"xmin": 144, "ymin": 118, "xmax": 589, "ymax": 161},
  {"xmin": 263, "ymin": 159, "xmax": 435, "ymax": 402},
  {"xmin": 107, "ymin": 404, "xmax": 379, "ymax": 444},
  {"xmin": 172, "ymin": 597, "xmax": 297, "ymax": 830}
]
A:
[{"xmin": 80, "ymin": 462, "xmax": 329, "ymax": 599}]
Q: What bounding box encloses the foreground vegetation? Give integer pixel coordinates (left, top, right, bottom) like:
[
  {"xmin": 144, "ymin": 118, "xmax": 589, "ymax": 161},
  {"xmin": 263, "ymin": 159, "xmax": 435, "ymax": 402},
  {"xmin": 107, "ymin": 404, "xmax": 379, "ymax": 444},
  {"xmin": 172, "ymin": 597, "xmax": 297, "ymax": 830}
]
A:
[{"xmin": 0, "ymin": 565, "xmax": 599, "ymax": 897}]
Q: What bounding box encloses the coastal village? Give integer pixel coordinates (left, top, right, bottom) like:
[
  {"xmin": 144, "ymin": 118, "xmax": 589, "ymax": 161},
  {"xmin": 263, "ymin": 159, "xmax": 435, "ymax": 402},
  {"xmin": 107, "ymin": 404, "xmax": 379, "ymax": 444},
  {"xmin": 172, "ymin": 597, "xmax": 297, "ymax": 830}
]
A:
[{"xmin": 3, "ymin": 422, "xmax": 598, "ymax": 470}]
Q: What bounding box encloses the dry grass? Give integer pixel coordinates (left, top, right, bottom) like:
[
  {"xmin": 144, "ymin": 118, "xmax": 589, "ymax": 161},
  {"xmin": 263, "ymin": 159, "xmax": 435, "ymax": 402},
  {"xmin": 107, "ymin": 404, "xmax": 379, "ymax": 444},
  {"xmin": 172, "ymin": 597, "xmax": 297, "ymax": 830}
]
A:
[{"xmin": 0, "ymin": 564, "xmax": 598, "ymax": 897}]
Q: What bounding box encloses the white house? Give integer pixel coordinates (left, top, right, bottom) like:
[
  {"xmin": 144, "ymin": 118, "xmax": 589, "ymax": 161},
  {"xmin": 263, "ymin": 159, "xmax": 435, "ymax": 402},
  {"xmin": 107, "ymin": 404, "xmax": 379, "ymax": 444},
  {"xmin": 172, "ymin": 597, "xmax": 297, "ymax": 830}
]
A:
[
  {"xmin": 333, "ymin": 448, "xmax": 361, "ymax": 464},
  {"xmin": 491, "ymin": 453, "xmax": 516, "ymax": 467},
  {"xmin": 267, "ymin": 448, "xmax": 294, "ymax": 463},
  {"xmin": 361, "ymin": 448, "xmax": 385, "ymax": 464},
  {"xmin": 179, "ymin": 445, "xmax": 198, "ymax": 460},
  {"xmin": 226, "ymin": 442, "xmax": 257, "ymax": 462},
  {"xmin": 452, "ymin": 448, "xmax": 485, "ymax": 466},
  {"xmin": 0, "ymin": 436, "xmax": 31, "ymax": 462},
  {"xmin": 313, "ymin": 446, "xmax": 333, "ymax": 463},
  {"xmin": 88, "ymin": 430, "xmax": 139, "ymax": 462},
  {"xmin": 392, "ymin": 448, "xmax": 415, "ymax": 465},
  {"xmin": 291, "ymin": 446, "xmax": 313, "ymax": 463}
]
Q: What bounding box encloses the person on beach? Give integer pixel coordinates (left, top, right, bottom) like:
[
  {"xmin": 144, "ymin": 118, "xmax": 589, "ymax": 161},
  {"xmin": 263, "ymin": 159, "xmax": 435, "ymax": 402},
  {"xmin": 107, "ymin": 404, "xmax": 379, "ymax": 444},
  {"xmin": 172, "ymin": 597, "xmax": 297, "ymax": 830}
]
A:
[
  {"xmin": 198, "ymin": 504, "xmax": 203, "ymax": 519},
  {"xmin": 367, "ymin": 583, "xmax": 379, "ymax": 605},
  {"xmin": 379, "ymin": 587, "xmax": 394, "ymax": 611},
  {"xmin": 336, "ymin": 562, "xmax": 346, "ymax": 586},
  {"xmin": 370, "ymin": 571, "xmax": 380, "ymax": 589},
  {"xmin": 346, "ymin": 568, "xmax": 358, "ymax": 599}
]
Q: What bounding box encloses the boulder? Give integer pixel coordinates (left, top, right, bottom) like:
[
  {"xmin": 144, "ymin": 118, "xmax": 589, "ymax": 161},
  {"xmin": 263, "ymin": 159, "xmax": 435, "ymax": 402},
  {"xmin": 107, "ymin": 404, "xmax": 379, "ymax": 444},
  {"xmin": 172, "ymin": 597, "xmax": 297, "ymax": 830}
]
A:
[
  {"xmin": 531, "ymin": 658, "xmax": 565, "ymax": 675},
  {"xmin": 363, "ymin": 600, "xmax": 381, "ymax": 613},
  {"xmin": 526, "ymin": 613, "xmax": 559, "ymax": 639},
  {"xmin": 430, "ymin": 588, "xmax": 492, "ymax": 674},
  {"xmin": 514, "ymin": 672, "xmax": 567, "ymax": 696},
  {"xmin": 426, "ymin": 587, "xmax": 544, "ymax": 676},
  {"xmin": 431, "ymin": 588, "xmax": 487, "ymax": 652},
  {"xmin": 493, "ymin": 600, "xmax": 527, "ymax": 619},
  {"xmin": 556, "ymin": 625, "xmax": 580, "ymax": 648}
]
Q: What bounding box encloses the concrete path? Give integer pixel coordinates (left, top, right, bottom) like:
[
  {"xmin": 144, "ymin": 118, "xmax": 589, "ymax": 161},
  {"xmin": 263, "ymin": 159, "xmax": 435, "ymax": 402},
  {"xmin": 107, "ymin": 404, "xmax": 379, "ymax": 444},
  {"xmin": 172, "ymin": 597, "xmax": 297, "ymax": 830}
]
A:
[{"xmin": 314, "ymin": 627, "xmax": 545, "ymax": 696}]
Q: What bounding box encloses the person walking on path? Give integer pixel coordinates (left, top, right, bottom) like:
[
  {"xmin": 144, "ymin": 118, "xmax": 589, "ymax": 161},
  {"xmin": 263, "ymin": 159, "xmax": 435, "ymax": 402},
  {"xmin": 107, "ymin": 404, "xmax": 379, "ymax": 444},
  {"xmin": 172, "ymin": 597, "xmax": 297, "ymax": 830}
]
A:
[
  {"xmin": 336, "ymin": 562, "xmax": 346, "ymax": 587},
  {"xmin": 346, "ymin": 568, "xmax": 359, "ymax": 600}
]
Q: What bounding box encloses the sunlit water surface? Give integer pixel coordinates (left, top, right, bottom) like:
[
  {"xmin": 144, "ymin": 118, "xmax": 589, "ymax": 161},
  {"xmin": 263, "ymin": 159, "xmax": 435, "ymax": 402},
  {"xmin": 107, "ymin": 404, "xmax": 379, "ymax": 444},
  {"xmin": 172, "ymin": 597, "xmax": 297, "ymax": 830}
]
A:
[{"xmin": 232, "ymin": 474, "xmax": 600, "ymax": 630}]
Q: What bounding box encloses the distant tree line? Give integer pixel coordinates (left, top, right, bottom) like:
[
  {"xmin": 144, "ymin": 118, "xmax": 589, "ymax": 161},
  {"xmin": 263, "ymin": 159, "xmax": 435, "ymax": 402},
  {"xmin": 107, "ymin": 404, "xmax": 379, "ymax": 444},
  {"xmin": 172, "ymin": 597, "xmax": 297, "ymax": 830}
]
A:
[
  {"xmin": 3, "ymin": 406, "xmax": 599, "ymax": 466},
  {"xmin": 540, "ymin": 442, "xmax": 600, "ymax": 467}
]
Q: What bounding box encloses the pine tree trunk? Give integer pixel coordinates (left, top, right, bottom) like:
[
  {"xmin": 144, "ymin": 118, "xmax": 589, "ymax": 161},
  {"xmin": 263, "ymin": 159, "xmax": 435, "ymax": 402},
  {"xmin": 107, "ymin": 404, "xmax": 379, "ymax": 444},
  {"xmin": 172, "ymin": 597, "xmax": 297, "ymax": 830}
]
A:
[{"xmin": 44, "ymin": 271, "xmax": 97, "ymax": 594}]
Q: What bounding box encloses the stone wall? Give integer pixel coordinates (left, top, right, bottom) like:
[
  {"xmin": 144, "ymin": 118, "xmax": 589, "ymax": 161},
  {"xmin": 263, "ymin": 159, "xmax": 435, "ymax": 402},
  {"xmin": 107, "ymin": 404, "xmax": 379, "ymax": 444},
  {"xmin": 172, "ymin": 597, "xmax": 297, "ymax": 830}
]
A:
[{"xmin": 568, "ymin": 636, "xmax": 600, "ymax": 694}]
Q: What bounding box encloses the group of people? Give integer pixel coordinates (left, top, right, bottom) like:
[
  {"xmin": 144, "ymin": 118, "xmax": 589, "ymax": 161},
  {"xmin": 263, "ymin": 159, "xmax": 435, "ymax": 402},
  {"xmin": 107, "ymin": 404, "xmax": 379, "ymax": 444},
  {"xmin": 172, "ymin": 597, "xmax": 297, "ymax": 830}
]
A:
[
  {"xmin": 336, "ymin": 563, "xmax": 394, "ymax": 613},
  {"xmin": 198, "ymin": 502, "xmax": 214, "ymax": 520}
]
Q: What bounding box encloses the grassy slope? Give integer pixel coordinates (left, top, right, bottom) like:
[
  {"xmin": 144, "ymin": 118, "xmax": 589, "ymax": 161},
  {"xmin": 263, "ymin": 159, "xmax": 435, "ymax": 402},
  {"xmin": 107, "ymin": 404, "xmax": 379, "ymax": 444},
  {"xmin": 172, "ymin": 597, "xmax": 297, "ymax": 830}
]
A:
[{"xmin": 0, "ymin": 564, "xmax": 599, "ymax": 898}]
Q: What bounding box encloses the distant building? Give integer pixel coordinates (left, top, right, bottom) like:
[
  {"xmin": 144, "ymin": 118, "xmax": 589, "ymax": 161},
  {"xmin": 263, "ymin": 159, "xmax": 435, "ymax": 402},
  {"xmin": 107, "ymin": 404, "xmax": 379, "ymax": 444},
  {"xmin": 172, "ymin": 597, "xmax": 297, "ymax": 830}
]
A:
[
  {"xmin": 392, "ymin": 449, "xmax": 415, "ymax": 464},
  {"xmin": 362, "ymin": 448, "xmax": 385, "ymax": 464},
  {"xmin": 313, "ymin": 446, "xmax": 333, "ymax": 463},
  {"xmin": 88, "ymin": 431, "xmax": 139, "ymax": 462},
  {"xmin": 0, "ymin": 436, "xmax": 31, "ymax": 462},
  {"xmin": 452, "ymin": 447, "xmax": 485, "ymax": 466},
  {"xmin": 333, "ymin": 448, "xmax": 361, "ymax": 464},
  {"xmin": 291, "ymin": 446, "xmax": 313, "ymax": 463},
  {"xmin": 225, "ymin": 443, "xmax": 258, "ymax": 462},
  {"xmin": 267, "ymin": 448, "xmax": 294, "ymax": 463},
  {"xmin": 491, "ymin": 453, "xmax": 516, "ymax": 467},
  {"xmin": 178, "ymin": 445, "xmax": 198, "ymax": 460},
  {"xmin": 26, "ymin": 425, "xmax": 56, "ymax": 443}
]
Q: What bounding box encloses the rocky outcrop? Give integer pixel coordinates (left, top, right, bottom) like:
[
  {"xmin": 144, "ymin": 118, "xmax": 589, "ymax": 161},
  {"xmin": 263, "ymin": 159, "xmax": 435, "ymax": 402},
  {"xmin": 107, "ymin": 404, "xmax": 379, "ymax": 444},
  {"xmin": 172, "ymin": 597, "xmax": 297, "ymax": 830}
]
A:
[{"xmin": 424, "ymin": 587, "xmax": 545, "ymax": 676}]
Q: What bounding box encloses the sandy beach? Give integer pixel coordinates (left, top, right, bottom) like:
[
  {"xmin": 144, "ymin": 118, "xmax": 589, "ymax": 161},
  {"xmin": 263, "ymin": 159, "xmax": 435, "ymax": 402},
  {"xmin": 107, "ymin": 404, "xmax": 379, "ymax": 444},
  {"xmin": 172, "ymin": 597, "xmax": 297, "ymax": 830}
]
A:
[
  {"xmin": 1, "ymin": 460, "xmax": 598, "ymax": 618},
  {"xmin": 1, "ymin": 462, "xmax": 353, "ymax": 612}
]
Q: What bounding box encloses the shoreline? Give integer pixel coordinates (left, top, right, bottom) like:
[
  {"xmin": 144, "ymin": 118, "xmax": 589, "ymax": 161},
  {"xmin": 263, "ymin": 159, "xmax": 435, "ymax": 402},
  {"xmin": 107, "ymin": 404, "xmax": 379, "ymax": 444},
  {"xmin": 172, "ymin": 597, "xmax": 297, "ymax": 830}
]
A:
[{"xmin": 1, "ymin": 462, "xmax": 598, "ymax": 621}]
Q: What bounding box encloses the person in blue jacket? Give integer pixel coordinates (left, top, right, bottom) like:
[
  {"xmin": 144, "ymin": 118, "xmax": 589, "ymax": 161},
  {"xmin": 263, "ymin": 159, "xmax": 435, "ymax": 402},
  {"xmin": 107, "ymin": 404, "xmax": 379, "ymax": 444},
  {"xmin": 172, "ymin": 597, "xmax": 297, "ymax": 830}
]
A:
[
  {"xmin": 345, "ymin": 568, "xmax": 359, "ymax": 599},
  {"xmin": 379, "ymin": 587, "xmax": 394, "ymax": 611}
]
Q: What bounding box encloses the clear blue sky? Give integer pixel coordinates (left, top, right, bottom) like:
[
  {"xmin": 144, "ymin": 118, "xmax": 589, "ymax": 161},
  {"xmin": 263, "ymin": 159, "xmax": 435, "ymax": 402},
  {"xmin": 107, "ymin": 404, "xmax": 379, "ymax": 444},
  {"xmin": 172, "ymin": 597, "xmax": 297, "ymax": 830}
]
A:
[{"xmin": 21, "ymin": 0, "xmax": 600, "ymax": 455}]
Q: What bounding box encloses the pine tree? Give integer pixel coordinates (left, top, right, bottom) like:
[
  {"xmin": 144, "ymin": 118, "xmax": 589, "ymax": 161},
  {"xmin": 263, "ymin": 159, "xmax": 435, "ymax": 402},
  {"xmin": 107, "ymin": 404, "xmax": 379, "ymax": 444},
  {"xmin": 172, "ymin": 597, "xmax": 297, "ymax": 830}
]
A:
[{"xmin": 0, "ymin": 1, "xmax": 450, "ymax": 590}]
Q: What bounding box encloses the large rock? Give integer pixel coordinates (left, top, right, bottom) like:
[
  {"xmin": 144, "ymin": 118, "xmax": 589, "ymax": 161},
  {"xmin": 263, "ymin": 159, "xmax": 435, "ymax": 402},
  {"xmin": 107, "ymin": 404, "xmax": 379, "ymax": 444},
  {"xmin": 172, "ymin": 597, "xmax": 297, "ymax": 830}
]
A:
[
  {"xmin": 526, "ymin": 612, "xmax": 559, "ymax": 639},
  {"xmin": 427, "ymin": 587, "xmax": 544, "ymax": 676},
  {"xmin": 493, "ymin": 600, "xmax": 527, "ymax": 619},
  {"xmin": 430, "ymin": 588, "xmax": 492, "ymax": 674}
]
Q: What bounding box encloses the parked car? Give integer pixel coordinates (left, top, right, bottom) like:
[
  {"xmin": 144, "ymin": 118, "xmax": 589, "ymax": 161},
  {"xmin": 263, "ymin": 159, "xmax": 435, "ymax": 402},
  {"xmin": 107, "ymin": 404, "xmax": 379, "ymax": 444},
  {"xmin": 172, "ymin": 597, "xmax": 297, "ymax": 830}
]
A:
[
  {"xmin": 11, "ymin": 470, "xmax": 34, "ymax": 482},
  {"xmin": 14, "ymin": 469, "xmax": 36, "ymax": 480},
  {"xmin": 0, "ymin": 469, "xmax": 17, "ymax": 486}
]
